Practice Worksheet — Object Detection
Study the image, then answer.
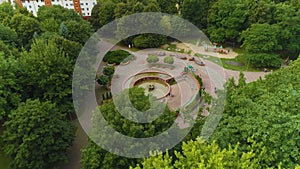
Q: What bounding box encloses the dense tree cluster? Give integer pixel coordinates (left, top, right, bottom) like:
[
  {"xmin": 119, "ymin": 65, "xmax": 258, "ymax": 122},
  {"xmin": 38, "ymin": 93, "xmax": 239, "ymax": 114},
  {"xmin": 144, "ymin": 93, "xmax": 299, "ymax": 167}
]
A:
[
  {"xmin": 89, "ymin": 0, "xmax": 171, "ymax": 48},
  {"xmin": 90, "ymin": 0, "xmax": 299, "ymax": 66},
  {"xmin": 211, "ymin": 58, "xmax": 300, "ymax": 168},
  {"xmin": 132, "ymin": 137, "xmax": 263, "ymax": 169},
  {"xmin": 81, "ymin": 87, "xmax": 179, "ymax": 169},
  {"xmin": 0, "ymin": 0, "xmax": 299, "ymax": 168},
  {"xmin": 0, "ymin": 3, "xmax": 94, "ymax": 168}
]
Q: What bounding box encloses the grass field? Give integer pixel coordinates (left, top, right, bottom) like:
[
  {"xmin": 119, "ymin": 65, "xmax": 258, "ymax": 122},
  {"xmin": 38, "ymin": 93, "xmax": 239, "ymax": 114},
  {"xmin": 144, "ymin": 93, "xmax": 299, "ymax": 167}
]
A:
[{"xmin": 196, "ymin": 49, "xmax": 263, "ymax": 72}]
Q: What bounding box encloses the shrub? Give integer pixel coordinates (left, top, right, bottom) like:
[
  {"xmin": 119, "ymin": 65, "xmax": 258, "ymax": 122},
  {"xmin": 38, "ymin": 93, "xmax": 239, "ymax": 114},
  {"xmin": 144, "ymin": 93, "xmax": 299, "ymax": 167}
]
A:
[
  {"xmin": 103, "ymin": 50, "xmax": 131, "ymax": 65},
  {"xmin": 146, "ymin": 55, "xmax": 159, "ymax": 64},
  {"xmin": 163, "ymin": 56, "xmax": 174, "ymax": 64}
]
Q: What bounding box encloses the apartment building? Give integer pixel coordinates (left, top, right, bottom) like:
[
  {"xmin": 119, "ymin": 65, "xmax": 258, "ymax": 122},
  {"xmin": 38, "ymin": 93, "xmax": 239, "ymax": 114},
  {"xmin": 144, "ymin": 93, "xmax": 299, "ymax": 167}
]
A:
[{"xmin": 0, "ymin": 0, "xmax": 97, "ymax": 17}]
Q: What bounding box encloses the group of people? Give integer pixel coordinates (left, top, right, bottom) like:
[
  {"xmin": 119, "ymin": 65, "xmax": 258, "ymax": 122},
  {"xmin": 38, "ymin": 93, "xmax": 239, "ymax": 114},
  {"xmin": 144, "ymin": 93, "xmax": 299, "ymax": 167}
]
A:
[{"xmin": 213, "ymin": 44, "xmax": 230, "ymax": 54}]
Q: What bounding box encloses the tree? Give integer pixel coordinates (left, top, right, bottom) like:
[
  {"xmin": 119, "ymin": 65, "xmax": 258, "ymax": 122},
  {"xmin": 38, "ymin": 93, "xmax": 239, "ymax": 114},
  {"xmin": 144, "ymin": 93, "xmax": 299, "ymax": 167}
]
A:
[
  {"xmin": 0, "ymin": 23, "xmax": 18, "ymax": 46},
  {"xmin": 1, "ymin": 99, "xmax": 74, "ymax": 169},
  {"xmin": 0, "ymin": 2, "xmax": 14, "ymax": 26},
  {"xmin": 273, "ymin": 2, "xmax": 300, "ymax": 59},
  {"xmin": 51, "ymin": 35, "xmax": 83, "ymax": 60},
  {"xmin": 62, "ymin": 20, "xmax": 94, "ymax": 45},
  {"xmin": 39, "ymin": 17, "xmax": 61, "ymax": 33},
  {"xmin": 146, "ymin": 55, "xmax": 159, "ymax": 64},
  {"xmin": 211, "ymin": 57, "xmax": 300, "ymax": 168},
  {"xmin": 132, "ymin": 137, "xmax": 262, "ymax": 169},
  {"xmin": 89, "ymin": 3, "xmax": 101, "ymax": 30},
  {"xmin": 103, "ymin": 65, "xmax": 115, "ymax": 79},
  {"xmin": 98, "ymin": 0, "xmax": 116, "ymax": 27},
  {"xmin": 9, "ymin": 13, "xmax": 40, "ymax": 48},
  {"xmin": 181, "ymin": 0, "xmax": 210, "ymax": 30},
  {"xmin": 238, "ymin": 72, "xmax": 246, "ymax": 87},
  {"xmin": 240, "ymin": 23, "xmax": 281, "ymax": 53},
  {"xmin": 81, "ymin": 87, "xmax": 177, "ymax": 169},
  {"xmin": 163, "ymin": 56, "xmax": 174, "ymax": 64},
  {"xmin": 37, "ymin": 5, "xmax": 82, "ymax": 24},
  {"xmin": 133, "ymin": 34, "xmax": 167, "ymax": 48},
  {"xmin": 0, "ymin": 53, "xmax": 20, "ymax": 121},
  {"xmin": 156, "ymin": 0, "xmax": 178, "ymax": 14},
  {"xmin": 245, "ymin": 0, "xmax": 276, "ymax": 25},
  {"xmin": 96, "ymin": 75, "xmax": 109, "ymax": 86},
  {"xmin": 207, "ymin": 0, "xmax": 248, "ymax": 43},
  {"xmin": 17, "ymin": 38, "xmax": 74, "ymax": 115},
  {"xmin": 246, "ymin": 53, "xmax": 281, "ymax": 68}
]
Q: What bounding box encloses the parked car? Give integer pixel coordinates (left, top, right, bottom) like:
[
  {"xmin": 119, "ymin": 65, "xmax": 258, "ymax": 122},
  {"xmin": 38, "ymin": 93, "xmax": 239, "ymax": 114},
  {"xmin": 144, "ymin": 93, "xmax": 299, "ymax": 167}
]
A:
[
  {"xmin": 188, "ymin": 57, "xmax": 195, "ymax": 61},
  {"xmin": 176, "ymin": 55, "xmax": 187, "ymax": 60},
  {"xmin": 195, "ymin": 60, "xmax": 205, "ymax": 66}
]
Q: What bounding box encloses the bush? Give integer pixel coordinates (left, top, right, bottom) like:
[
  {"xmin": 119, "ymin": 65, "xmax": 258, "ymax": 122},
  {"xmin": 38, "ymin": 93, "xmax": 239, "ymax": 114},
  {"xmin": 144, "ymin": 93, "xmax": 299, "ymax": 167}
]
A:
[
  {"xmin": 146, "ymin": 55, "xmax": 159, "ymax": 64},
  {"xmin": 103, "ymin": 50, "xmax": 131, "ymax": 65},
  {"xmin": 163, "ymin": 56, "xmax": 174, "ymax": 64},
  {"xmin": 133, "ymin": 34, "xmax": 167, "ymax": 48},
  {"xmin": 246, "ymin": 53, "xmax": 282, "ymax": 68}
]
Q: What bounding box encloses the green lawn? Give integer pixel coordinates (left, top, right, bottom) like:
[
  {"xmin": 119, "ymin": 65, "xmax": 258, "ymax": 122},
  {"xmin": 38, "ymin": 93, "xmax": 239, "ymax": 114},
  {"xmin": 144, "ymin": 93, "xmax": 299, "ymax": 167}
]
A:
[
  {"xmin": 196, "ymin": 49, "xmax": 262, "ymax": 72},
  {"xmin": 0, "ymin": 127, "xmax": 10, "ymax": 169},
  {"xmin": 221, "ymin": 48, "xmax": 262, "ymax": 72}
]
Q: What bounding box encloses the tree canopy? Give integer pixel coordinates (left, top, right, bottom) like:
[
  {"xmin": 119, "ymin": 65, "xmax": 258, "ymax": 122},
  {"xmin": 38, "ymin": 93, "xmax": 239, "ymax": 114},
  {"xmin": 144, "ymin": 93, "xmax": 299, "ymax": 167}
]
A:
[
  {"xmin": 211, "ymin": 57, "xmax": 300, "ymax": 168},
  {"xmin": 132, "ymin": 137, "xmax": 263, "ymax": 169},
  {"xmin": 1, "ymin": 99, "xmax": 74, "ymax": 169},
  {"xmin": 81, "ymin": 87, "xmax": 177, "ymax": 169}
]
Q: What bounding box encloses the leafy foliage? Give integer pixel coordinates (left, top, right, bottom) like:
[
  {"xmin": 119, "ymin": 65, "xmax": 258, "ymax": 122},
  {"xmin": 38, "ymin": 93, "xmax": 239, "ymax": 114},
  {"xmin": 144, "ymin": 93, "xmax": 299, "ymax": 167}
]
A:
[
  {"xmin": 96, "ymin": 75, "xmax": 109, "ymax": 86},
  {"xmin": 241, "ymin": 23, "xmax": 281, "ymax": 53},
  {"xmin": 211, "ymin": 57, "xmax": 300, "ymax": 168},
  {"xmin": 103, "ymin": 66, "xmax": 115, "ymax": 79},
  {"xmin": 17, "ymin": 39, "xmax": 74, "ymax": 115},
  {"xmin": 9, "ymin": 13, "xmax": 40, "ymax": 48},
  {"xmin": 81, "ymin": 87, "xmax": 176, "ymax": 169},
  {"xmin": 146, "ymin": 55, "xmax": 159, "ymax": 63},
  {"xmin": 1, "ymin": 99, "xmax": 74, "ymax": 169},
  {"xmin": 103, "ymin": 50, "xmax": 131, "ymax": 65},
  {"xmin": 181, "ymin": 0, "xmax": 210, "ymax": 30},
  {"xmin": 246, "ymin": 53, "xmax": 282, "ymax": 68},
  {"xmin": 0, "ymin": 23, "xmax": 18, "ymax": 46},
  {"xmin": 0, "ymin": 53, "xmax": 20, "ymax": 121},
  {"xmin": 133, "ymin": 34, "xmax": 167, "ymax": 49},
  {"xmin": 132, "ymin": 137, "xmax": 262, "ymax": 169},
  {"xmin": 163, "ymin": 56, "xmax": 174, "ymax": 64}
]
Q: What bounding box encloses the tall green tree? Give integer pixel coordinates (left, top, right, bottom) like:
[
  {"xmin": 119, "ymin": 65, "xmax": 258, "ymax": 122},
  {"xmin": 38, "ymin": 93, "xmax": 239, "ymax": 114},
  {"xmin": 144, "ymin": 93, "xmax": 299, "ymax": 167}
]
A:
[
  {"xmin": 1, "ymin": 99, "xmax": 74, "ymax": 169},
  {"xmin": 211, "ymin": 57, "xmax": 300, "ymax": 168},
  {"xmin": 17, "ymin": 38, "xmax": 74, "ymax": 115},
  {"xmin": 81, "ymin": 87, "xmax": 177, "ymax": 169},
  {"xmin": 9, "ymin": 13, "xmax": 40, "ymax": 48},
  {"xmin": 89, "ymin": 3, "xmax": 101, "ymax": 30},
  {"xmin": 98, "ymin": 0, "xmax": 116, "ymax": 27},
  {"xmin": 240, "ymin": 23, "xmax": 280, "ymax": 53},
  {"xmin": 181, "ymin": 0, "xmax": 210, "ymax": 30},
  {"xmin": 0, "ymin": 23, "xmax": 18, "ymax": 46},
  {"xmin": 0, "ymin": 2, "xmax": 14, "ymax": 26},
  {"xmin": 0, "ymin": 53, "xmax": 20, "ymax": 121},
  {"xmin": 132, "ymin": 137, "xmax": 262, "ymax": 169},
  {"xmin": 274, "ymin": 2, "xmax": 300, "ymax": 59},
  {"xmin": 207, "ymin": 0, "xmax": 248, "ymax": 43},
  {"xmin": 156, "ymin": 0, "xmax": 178, "ymax": 14},
  {"xmin": 61, "ymin": 20, "xmax": 94, "ymax": 45}
]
